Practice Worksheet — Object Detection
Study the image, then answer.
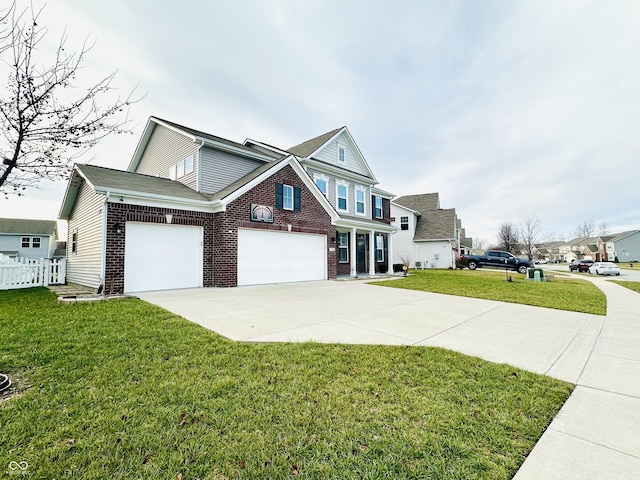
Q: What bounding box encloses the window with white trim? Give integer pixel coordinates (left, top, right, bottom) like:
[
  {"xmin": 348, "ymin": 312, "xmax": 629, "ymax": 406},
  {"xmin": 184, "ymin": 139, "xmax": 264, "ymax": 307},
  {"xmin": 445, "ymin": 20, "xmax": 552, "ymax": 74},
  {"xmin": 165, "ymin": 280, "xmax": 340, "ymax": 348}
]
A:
[
  {"xmin": 400, "ymin": 216, "xmax": 409, "ymax": 230},
  {"xmin": 374, "ymin": 196, "xmax": 383, "ymax": 219},
  {"xmin": 314, "ymin": 174, "xmax": 328, "ymax": 196},
  {"xmin": 282, "ymin": 184, "xmax": 294, "ymax": 210},
  {"xmin": 375, "ymin": 234, "xmax": 384, "ymax": 262},
  {"xmin": 355, "ymin": 188, "xmax": 366, "ymax": 215},
  {"xmin": 336, "ymin": 182, "xmax": 348, "ymax": 212},
  {"xmin": 337, "ymin": 144, "xmax": 346, "ymax": 163},
  {"xmin": 338, "ymin": 232, "xmax": 349, "ymax": 263},
  {"xmin": 32, "ymin": 237, "xmax": 41, "ymax": 248},
  {"xmin": 71, "ymin": 231, "xmax": 78, "ymax": 253},
  {"xmin": 170, "ymin": 155, "xmax": 194, "ymax": 180}
]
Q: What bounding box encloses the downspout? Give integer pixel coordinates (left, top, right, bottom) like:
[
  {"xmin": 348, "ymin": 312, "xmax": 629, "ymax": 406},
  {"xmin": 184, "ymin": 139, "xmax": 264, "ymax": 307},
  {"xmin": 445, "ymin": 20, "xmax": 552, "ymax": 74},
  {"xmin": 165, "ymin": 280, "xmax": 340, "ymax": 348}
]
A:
[
  {"xmin": 195, "ymin": 139, "xmax": 205, "ymax": 192},
  {"xmin": 99, "ymin": 191, "xmax": 110, "ymax": 294}
]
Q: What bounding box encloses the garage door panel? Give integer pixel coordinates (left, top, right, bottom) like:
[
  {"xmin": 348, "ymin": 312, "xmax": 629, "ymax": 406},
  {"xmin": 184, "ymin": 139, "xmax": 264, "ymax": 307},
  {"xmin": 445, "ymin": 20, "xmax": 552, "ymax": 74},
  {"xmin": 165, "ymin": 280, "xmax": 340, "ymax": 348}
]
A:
[
  {"xmin": 125, "ymin": 223, "xmax": 202, "ymax": 292},
  {"xmin": 238, "ymin": 229, "xmax": 326, "ymax": 286}
]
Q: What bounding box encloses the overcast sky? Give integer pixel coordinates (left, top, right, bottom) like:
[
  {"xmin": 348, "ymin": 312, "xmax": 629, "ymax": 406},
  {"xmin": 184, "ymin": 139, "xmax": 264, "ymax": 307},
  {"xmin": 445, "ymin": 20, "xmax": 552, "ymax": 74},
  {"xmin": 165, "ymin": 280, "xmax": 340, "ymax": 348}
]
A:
[{"xmin": 2, "ymin": 0, "xmax": 639, "ymax": 244}]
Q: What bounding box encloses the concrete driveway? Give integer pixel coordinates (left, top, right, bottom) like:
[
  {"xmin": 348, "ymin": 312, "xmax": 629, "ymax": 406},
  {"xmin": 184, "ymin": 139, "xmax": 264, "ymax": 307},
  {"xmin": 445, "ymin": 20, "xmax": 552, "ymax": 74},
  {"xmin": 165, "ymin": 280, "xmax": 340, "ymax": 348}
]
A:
[{"xmin": 137, "ymin": 276, "xmax": 640, "ymax": 479}]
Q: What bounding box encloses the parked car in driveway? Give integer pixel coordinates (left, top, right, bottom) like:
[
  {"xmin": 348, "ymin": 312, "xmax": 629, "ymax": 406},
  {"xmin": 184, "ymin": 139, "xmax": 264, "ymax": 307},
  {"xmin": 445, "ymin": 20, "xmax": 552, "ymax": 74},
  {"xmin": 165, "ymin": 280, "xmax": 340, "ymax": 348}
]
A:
[
  {"xmin": 588, "ymin": 262, "xmax": 621, "ymax": 276},
  {"xmin": 569, "ymin": 259, "xmax": 594, "ymax": 272}
]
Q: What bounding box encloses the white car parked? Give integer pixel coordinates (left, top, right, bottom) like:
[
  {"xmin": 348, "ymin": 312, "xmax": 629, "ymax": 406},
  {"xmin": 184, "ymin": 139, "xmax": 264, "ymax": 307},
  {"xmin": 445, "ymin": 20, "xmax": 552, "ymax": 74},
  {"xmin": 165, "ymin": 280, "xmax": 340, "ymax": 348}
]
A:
[{"xmin": 588, "ymin": 262, "xmax": 621, "ymax": 276}]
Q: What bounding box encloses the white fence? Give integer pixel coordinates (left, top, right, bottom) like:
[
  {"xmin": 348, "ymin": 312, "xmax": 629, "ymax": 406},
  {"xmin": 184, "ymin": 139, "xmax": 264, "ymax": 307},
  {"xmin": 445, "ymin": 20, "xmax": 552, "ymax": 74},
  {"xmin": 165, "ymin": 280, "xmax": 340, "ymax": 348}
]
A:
[{"xmin": 0, "ymin": 256, "xmax": 66, "ymax": 290}]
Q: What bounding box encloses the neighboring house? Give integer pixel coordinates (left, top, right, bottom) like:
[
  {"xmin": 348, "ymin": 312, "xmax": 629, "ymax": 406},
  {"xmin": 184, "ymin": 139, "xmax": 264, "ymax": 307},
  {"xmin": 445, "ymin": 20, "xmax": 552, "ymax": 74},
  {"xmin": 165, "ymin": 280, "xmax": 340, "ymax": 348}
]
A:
[
  {"xmin": 59, "ymin": 117, "xmax": 395, "ymax": 293},
  {"xmin": 0, "ymin": 218, "xmax": 58, "ymax": 260},
  {"xmin": 603, "ymin": 230, "xmax": 640, "ymax": 262},
  {"xmin": 390, "ymin": 193, "xmax": 470, "ymax": 269}
]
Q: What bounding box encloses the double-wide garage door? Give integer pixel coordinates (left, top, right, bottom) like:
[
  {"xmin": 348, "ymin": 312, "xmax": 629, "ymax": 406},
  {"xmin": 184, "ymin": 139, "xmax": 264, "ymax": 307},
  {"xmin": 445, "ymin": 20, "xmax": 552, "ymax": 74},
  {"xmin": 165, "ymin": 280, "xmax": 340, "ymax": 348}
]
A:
[
  {"xmin": 124, "ymin": 222, "xmax": 203, "ymax": 293},
  {"xmin": 237, "ymin": 229, "xmax": 327, "ymax": 286}
]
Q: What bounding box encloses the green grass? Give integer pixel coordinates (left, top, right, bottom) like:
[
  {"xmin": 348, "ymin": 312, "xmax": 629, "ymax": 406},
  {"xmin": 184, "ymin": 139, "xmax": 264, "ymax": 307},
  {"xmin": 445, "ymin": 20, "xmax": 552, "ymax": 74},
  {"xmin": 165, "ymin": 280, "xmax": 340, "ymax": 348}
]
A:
[
  {"xmin": 372, "ymin": 269, "xmax": 606, "ymax": 315},
  {"xmin": 611, "ymin": 280, "xmax": 640, "ymax": 294},
  {"xmin": 0, "ymin": 288, "xmax": 572, "ymax": 479}
]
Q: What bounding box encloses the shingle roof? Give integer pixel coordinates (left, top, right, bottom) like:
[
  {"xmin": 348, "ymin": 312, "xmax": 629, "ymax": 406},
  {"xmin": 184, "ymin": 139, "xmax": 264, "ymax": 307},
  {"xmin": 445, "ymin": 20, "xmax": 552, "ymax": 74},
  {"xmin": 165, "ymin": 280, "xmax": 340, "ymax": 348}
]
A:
[
  {"xmin": 0, "ymin": 218, "xmax": 57, "ymax": 235},
  {"xmin": 151, "ymin": 117, "xmax": 279, "ymax": 159},
  {"xmin": 77, "ymin": 164, "xmax": 212, "ymax": 202},
  {"xmin": 393, "ymin": 193, "xmax": 440, "ymax": 214},
  {"xmin": 287, "ymin": 127, "xmax": 343, "ymax": 157},
  {"xmin": 416, "ymin": 208, "xmax": 457, "ymax": 240}
]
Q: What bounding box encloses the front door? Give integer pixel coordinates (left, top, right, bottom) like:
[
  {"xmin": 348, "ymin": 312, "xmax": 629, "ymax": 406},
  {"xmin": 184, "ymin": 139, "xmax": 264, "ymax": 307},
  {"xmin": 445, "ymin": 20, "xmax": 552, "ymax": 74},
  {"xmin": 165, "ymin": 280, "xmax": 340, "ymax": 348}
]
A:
[{"xmin": 356, "ymin": 234, "xmax": 367, "ymax": 273}]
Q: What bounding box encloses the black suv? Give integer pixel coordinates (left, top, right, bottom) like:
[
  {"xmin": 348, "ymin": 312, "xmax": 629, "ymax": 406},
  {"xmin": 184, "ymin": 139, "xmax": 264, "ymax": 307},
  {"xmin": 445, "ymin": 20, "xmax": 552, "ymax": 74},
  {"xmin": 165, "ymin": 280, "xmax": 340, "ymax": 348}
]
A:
[{"xmin": 569, "ymin": 259, "xmax": 594, "ymax": 272}]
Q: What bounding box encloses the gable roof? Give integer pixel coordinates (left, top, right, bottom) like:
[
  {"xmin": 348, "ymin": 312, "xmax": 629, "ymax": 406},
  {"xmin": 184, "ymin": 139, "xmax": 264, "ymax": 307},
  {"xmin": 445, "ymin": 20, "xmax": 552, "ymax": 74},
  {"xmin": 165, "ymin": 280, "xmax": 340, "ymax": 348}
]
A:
[
  {"xmin": 59, "ymin": 164, "xmax": 213, "ymax": 219},
  {"xmin": 393, "ymin": 193, "xmax": 440, "ymax": 214},
  {"xmin": 0, "ymin": 218, "xmax": 57, "ymax": 236},
  {"xmin": 414, "ymin": 208, "xmax": 457, "ymax": 241},
  {"xmin": 287, "ymin": 126, "xmax": 378, "ymax": 183},
  {"xmin": 128, "ymin": 117, "xmax": 280, "ymax": 172},
  {"xmin": 287, "ymin": 127, "xmax": 343, "ymax": 157}
]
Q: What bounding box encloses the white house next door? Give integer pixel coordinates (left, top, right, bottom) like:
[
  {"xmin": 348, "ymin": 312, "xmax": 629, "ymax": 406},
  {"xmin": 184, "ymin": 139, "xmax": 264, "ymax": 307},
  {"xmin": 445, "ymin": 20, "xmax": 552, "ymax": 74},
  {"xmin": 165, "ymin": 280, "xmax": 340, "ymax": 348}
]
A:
[{"xmin": 124, "ymin": 222, "xmax": 203, "ymax": 293}]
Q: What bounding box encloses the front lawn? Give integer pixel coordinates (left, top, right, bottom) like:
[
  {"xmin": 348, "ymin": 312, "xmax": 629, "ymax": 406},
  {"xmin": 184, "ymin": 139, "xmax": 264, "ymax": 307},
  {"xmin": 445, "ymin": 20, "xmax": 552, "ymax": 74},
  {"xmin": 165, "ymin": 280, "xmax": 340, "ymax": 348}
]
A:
[
  {"xmin": 611, "ymin": 280, "xmax": 640, "ymax": 294},
  {"xmin": 0, "ymin": 288, "xmax": 572, "ymax": 479},
  {"xmin": 372, "ymin": 269, "xmax": 606, "ymax": 315}
]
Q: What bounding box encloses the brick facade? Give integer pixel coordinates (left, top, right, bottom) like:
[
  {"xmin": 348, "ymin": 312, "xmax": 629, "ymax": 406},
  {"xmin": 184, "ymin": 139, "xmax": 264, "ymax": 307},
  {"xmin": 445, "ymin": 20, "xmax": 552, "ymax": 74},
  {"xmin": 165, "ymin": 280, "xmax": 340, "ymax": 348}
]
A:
[
  {"xmin": 214, "ymin": 164, "xmax": 336, "ymax": 287},
  {"xmin": 104, "ymin": 164, "xmax": 337, "ymax": 292},
  {"xmin": 105, "ymin": 203, "xmax": 215, "ymax": 294}
]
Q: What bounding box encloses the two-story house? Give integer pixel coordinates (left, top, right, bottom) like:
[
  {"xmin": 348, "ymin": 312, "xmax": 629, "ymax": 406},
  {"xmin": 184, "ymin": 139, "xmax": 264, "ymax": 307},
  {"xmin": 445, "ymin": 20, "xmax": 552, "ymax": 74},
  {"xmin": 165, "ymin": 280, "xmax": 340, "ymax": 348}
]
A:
[
  {"xmin": 59, "ymin": 117, "xmax": 395, "ymax": 293},
  {"xmin": 390, "ymin": 193, "xmax": 471, "ymax": 269},
  {"xmin": 0, "ymin": 218, "xmax": 58, "ymax": 260}
]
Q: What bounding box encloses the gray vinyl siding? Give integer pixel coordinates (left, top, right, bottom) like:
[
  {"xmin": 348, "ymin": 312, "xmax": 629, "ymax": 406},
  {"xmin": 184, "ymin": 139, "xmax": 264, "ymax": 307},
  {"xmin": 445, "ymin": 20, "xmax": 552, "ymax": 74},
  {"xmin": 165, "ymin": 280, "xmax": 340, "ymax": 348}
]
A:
[
  {"xmin": 312, "ymin": 132, "xmax": 367, "ymax": 176},
  {"xmin": 199, "ymin": 147, "xmax": 264, "ymax": 195},
  {"xmin": 66, "ymin": 181, "xmax": 104, "ymax": 289},
  {"xmin": 616, "ymin": 233, "xmax": 640, "ymax": 261},
  {"xmin": 0, "ymin": 234, "xmax": 54, "ymax": 259},
  {"xmin": 135, "ymin": 125, "xmax": 199, "ymax": 190}
]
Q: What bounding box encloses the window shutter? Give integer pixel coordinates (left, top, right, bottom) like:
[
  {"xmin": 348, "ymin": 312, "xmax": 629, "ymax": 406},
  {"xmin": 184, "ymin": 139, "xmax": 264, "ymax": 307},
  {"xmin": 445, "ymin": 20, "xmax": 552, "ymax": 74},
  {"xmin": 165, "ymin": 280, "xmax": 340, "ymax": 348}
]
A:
[
  {"xmin": 275, "ymin": 183, "xmax": 283, "ymax": 209},
  {"xmin": 294, "ymin": 187, "xmax": 301, "ymax": 212}
]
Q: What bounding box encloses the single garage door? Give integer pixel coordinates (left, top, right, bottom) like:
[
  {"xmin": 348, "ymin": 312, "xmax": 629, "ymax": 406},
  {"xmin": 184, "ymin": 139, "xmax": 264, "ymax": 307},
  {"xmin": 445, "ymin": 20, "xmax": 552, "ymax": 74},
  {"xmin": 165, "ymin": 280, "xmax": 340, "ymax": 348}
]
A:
[
  {"xmin": 124, "ymin": 222, "xmax": 203, "ymax": 292},
  {"xmin": 237, "ymin": 229, "xmax": 327, "ymax": 286}
]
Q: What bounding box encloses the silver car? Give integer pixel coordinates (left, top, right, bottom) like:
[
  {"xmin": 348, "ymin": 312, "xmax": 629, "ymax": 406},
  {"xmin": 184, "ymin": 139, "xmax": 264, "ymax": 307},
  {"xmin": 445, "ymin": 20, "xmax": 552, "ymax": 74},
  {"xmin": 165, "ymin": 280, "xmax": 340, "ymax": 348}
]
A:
[{"xmin": 588, "ymin": 262, "xmax": 621, "ymax": 276}]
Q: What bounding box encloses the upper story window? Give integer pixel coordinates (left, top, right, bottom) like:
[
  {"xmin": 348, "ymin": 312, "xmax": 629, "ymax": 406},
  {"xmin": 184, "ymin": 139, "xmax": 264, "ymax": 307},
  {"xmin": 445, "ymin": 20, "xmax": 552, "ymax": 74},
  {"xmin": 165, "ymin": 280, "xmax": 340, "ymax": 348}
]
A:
[
  {"xmin": 21, "ymin": 236, "xmax": 41, "ymax": 248},
  {"xmin": 400, "ymin": 216, "xmax": 409, "ymax": 230},
  {"xmin": 336, "ymin": 182, "xmax": 348, "ymax": 212},
  {"xmin": 374, "ymin": 196, "xmax": 383, "ymax": 219},
  {"xmin": 282, "ymin": 184, "xmax": 294, "ymax": 210},
  {"xmin": 314, "ymin": 174, "xmax": 328, "ymax": 196},
  {"xmin": 337, "ymin": 144, "xmax": 346, "ymax": 163},
  {"xmin": 170, "ymin": 154, "xmax": 194, "ymax": 180},
  {"xmin": 276, "ymin": 183, "xmax": 301, "ymax": 211},
  {"xmin": 355, "ymin": 188, "xmax": 366, "ymax": 215}
]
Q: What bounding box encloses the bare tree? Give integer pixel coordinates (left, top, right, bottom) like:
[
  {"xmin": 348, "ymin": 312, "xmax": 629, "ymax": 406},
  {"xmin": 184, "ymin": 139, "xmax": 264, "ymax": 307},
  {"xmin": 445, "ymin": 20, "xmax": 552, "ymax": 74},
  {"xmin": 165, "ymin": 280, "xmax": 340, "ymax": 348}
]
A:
[
  {"xmin": 519, "ymin": 214, "xmax": 542, "ymax": 261},
  {"xmin": 573, "ymin": 220, "xmax": 595, "ymax": 239},
  {"xmin": 0, "ymin": 2, "xmax": 139, "ymax": 196},
  {"xmin": 598, "ymin": 221, "xmax": 609, "ymax": 237},
  {"xmin": 472, "ymin": 238, "xmax": 487, "ymax": 252},
  {"xmin": 497, "ymin": 220, "xmax": 519, "ymax": 254}
]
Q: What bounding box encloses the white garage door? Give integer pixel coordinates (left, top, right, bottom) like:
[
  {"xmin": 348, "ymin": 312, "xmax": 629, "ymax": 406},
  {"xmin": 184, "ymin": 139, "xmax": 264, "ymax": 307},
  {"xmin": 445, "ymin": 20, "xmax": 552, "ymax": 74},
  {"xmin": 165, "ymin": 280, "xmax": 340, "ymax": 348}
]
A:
[
  {"xmin": 237, "ymin": 229, "xmax": 327, "ymax": 286},
  {"xmin": 125, "ymin": 222, "xmax": 203, "ymax": 293}
]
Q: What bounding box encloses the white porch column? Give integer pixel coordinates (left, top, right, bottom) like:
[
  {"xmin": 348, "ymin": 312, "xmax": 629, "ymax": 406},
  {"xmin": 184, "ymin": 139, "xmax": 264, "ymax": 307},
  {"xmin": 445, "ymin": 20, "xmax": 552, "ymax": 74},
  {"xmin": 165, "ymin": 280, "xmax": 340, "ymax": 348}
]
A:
[
  {"xmin": 350, "ymin": 228, "xmax": 357, "ymax": 277},
  {"xmin": 387, "ymin": 232, "xmax": 393, "ymax": 274},
  {"xmin": 369, "ymin": 230, "xmax": 376, "ymax": 276}
]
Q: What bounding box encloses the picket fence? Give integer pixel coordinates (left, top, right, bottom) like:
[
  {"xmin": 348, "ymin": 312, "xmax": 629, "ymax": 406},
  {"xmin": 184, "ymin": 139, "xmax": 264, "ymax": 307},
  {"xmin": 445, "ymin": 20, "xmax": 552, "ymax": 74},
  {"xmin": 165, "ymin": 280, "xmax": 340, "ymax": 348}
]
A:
[{"xmin": 0, "ymin": 256, "xmax": 66, "ymax": 290}]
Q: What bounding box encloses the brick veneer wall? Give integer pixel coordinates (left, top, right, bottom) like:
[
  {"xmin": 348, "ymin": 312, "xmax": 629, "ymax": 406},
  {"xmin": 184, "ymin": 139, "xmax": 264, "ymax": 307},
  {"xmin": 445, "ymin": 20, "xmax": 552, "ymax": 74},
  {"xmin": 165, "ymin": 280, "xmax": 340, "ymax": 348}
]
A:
[
  {"xmin": 104, "ymin": 164, "xmax": 337, "ymax": 291},
  {"xmin": 105, "ymin": 203, "xmax": 215, "ymax": 294},
  {"xmin": 214, "ymin": 164, "xmax": 337, "ymax": 287}
]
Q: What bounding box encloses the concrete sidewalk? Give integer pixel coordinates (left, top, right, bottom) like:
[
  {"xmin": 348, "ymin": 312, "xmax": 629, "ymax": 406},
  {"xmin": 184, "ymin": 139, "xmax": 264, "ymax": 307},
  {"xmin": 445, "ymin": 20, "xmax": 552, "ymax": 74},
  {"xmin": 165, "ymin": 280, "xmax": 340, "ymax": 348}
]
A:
[{"xmin": 137, "ymin": 276, "xmax": 640, "ymax": 479}]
